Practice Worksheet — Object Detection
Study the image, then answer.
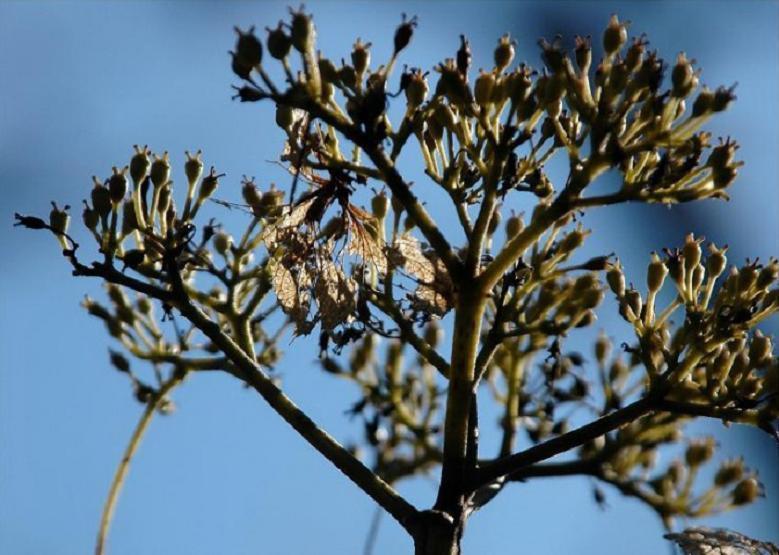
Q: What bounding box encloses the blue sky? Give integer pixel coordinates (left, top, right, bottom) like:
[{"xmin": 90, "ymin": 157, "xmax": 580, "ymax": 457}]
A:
[{"xmin": 1, "ymin": 2, "xmax": 777, "ymax": 554}]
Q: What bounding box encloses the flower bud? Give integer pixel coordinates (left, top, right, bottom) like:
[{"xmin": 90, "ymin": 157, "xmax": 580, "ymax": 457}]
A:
[
  {"xmin": 108, "ymin": 166, "xmax": 129, "ymax": 204},
  {"xmin": 150, "ymin": 152, "xmax": 171, "ymax": 189},
  {"xmin": 267, "ymin": 23, "xmax": 292, "ymax": 60},
  {"xmin": 185, "ymin": 150, "xmax": 204, "ymax": 187},
  {"xmin": 603, "ymin": 15, "xmax": 628, "ymax": 56},
  {"xmin": 290, "ymin": 7, "xmax": 315, "ymax": 53},
  {"xmin": 129, "ymin": 145, "xmax": 151, "ymax": 186},
  {"xmin": 494, "ymin": 34, "xmax": 516, "ymax": 72}
]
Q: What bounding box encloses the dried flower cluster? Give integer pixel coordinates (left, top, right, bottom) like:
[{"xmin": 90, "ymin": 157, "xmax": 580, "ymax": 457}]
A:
[{"xmin": 16, "ymin": 7, "xmax": 777, "ymax": 555}]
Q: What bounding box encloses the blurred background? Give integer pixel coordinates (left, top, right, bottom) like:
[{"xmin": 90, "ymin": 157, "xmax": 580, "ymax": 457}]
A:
[{"xmin": 1, "ymin": 1, "xmax": 777, "ymax": 554}]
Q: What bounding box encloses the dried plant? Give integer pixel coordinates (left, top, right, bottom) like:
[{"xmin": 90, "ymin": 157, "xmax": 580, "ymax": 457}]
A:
[{"xmin": 15, "ymin": 8, "xmax": 778, "ymax": 555}]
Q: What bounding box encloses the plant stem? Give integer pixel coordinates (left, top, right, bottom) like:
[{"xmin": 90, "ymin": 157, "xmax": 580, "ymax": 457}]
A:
[{"xmin": 95, "ymin": 373, "xmax": 184, "ymax": 555}]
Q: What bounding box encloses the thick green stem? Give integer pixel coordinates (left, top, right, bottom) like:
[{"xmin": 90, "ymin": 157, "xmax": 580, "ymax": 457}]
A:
[{"xmin": 435, "ymin": 289, "xmax": 487, "ymax": 513}]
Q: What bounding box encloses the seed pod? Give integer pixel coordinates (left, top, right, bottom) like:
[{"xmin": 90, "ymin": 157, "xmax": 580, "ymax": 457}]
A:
[
  {"xmin": 595, "ymin": 333, "xmax": 611, "ymax": 365},
  {"xmin": 456, "ymin": 35, "xmax": 472, "ymax": 76},
  {"xmin": 213, "ymin": 231, "xmax": 233, "ymax": 255},
  {"xmin": 242, "ymin": 180, "xmax": 263, "ymax": 210},
  {"xmin": 318, "ymin": 56, "xmax": 339, "ymax": 84},
  {"xmin": 625, "ymin": 288, "xmax": 642, "ymax": 319},
  {"xmin": 706, "ymin": 243, "xmax": 728, "ymax": 278},
  {"xmin": 121, "ymin": 200, "xmax": 139, "ymax": 235},
  {"xmin": 108, "ymin": 167, "xmax": 129, "ymax": 204},
  {"xmin": 89, "ymin": 182, "xmax": 111, "ymax": 223},
  {"xmin": 230, "ymin": 51, "xmax": 253, "ymax": 81},
  {"xmin": 150, "ymin": 152, "xmax": 171, "ymax": 189},
  {"xmin": 738, "ymin": 264, "xmax": 759, "ymax": 295},
  {"xmin": 290, "ymin": 8, "xmax": 315, "ymax": 53},
  {"xmin": 692, "ymin": 87, "xmax": 714, "ymax": 117},
  {"xmin": 757, "ymin": 260, "xmax": 779, "ymax": 290},
  {"xmin": 712, "ymin": 85, "xmax": 737, "ymax": 112},
  {"xmin": 184, "ymin": 150, "xmax": 204, "ymax": 187},
  {"xmin": 685, "ymin": 438, "xmax": 715, "ymax": 467},
  {"xmin": 714, "ymin": 458, "xmax": 744, "ymax": 486},
  {"xmin": 49, "ymin": 202, "xmax": 70, "ymax": 237},
  {"xmin": 267, "ymin": 23, "xmax": 292, "ymax": 60},
  {"xmin": 197, "ymin": 167, "xmax": 223, "ymax": 201},
  {"xmin": 371, "ymin": 193, "xmax": 389, "ymax": 220},
  {"xmin": 505, "ymin": 214, "xmax": 524, "ymax": 238},
  {"xmin": 474, "ymin": 70, "xmax": 496, "ymax": 108},
  {"xmin": 393, "ymin": 14, "xmax": 416, "ymax": 55},
  {"xmin": 424, "ymin": 320, "xmax": 442, "ymax": 348},
  {"xmin": 494, "ymin": 34, "xmax": 516, "ymax": 72},
  {"xmin": 603, "ymin": 14, "xmax": 628, "ymax": 55},
  {"xmin": 682, "ymin": 234, "xmax": 702, "ymax": 275},
  {"xmin": 671, "ymin": 52, "xmax": 696, "ymax": 98},
  {"xmin": 275, "ymin": 104, "xmax": 294, "ymax": 131},
  {"xmin": 82, "ymin": 201, "xmax": 99, "ymax": 231},
  {"xmin": 732, "ymin": 477, "xmax": 760, "ymax": 506},
  {"xmin": 487, "ymin": 206, "xmax": 501, "ymax": 236},
  {"xmin": 558, "ymin": 225, "xmax": 587, "ymax": 255},
  {"xmin": 405, "ymin": 69, "xmax": 429, "ymax": 109},
  {"xmin": 129, "ymin": 145, "xmax": 151, "ymax": 186},
  {"xmin": 156, "ymin": 184, "xmax": 172, "ymax": 215},
  {"xmin": 624, "ymin": 36, "xmax": 646, "ymax": 73},
  {"xmin": 574, "ymin": 35, "xmax": 592, "ymax": 73},
  {"xmin": 580, "ymin": 288, "xmax": 604, "ymax": 310},
  {"xmin": 607, "ymin": 261, "xmax": 626, "ymax": 297},
  {"xmin": 351, "ymin": 39, "xmax": 371, "ymax": 76},
  {"xmin": 234, "ymin": 26, "xmax": 262, "ymax": 68},
  {"xmin": 749, "ymin": 331, "xmax": 772, "ymax": 367},
  {"xmin": 708, "ymin": 139, "xmax": 738, "ymax": 170}
]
